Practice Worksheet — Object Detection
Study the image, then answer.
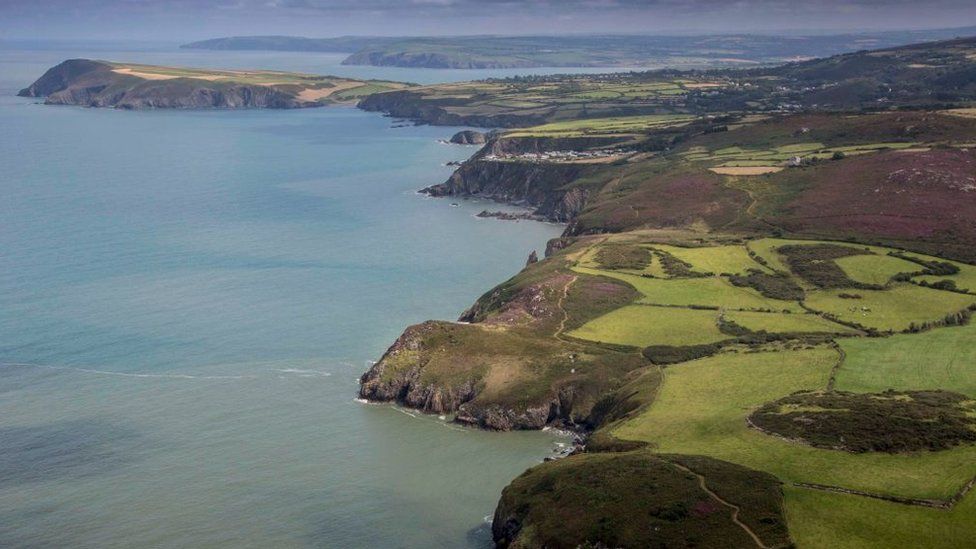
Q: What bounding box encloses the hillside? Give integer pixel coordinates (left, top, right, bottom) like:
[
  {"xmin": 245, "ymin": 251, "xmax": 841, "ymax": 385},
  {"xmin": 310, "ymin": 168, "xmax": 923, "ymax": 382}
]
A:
[
  {"xmin": 182, "ymin": 28, "xmax": 976, "ymax": 69},
  {"xmin": 17, "ymin": 59, "xmax": 409, "ymax": 109},
  {"xmin": 359, "ymin": 35, "xmax": 976, "ymax": 127}
]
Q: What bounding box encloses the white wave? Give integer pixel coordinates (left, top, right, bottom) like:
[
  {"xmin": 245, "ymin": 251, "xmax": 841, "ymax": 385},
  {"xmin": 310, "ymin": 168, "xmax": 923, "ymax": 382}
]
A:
[{"xmin": 273, "ymin": 368, "xmax": 332, "ymax": 377}]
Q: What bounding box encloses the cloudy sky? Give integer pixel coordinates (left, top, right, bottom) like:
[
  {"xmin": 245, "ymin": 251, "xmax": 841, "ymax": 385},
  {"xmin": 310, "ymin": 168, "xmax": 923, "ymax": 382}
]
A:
[{"xmin": 3, "ymin": 0, "xmax": 976, "ymax": 41}]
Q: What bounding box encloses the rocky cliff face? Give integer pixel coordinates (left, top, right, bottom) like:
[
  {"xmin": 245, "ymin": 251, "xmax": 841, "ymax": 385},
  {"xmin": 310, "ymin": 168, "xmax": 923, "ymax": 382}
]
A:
[
  {"xmin": 449, "ymin": 130, "xmax": 490, "ymax": 145},
  {"xmin": 424, "ymin": 159, "xmax": 591, "ymax": 222},
  {"xmin": 19, "ymin": 59, "xmax": 314, "ymax": 109}
]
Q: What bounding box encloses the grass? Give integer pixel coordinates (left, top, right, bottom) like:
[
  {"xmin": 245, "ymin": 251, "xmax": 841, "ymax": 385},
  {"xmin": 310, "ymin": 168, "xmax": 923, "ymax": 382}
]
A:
[
  {"xmin": 724, "ymin": 310, "xmax": 855, "ymax": 334},
  {"xmin": 652, "ymin": 244, "xmax": 770, "ymax": 275},
  {"xmin": 612, "ymin": 348, "xmax": 976, "ymax": 499},
  {"xmin": 506, "ymin": 114, "xmax": 696, "ymax": 138},
  {"xmin": 574, "ymin": 267, "xmax": 803, "ymax": 311},
  {"xmin": 835, "ymin": 254, "xmax": 922, "ymax": 286},
  {"xmin": 803, "ymin": 284, "xmax": 976, "ymax": 332},
  {"xmin": 915, "ymin": 259, "xmax": 976, "ymax": 293},
  {"xmin": 567, "ymin": 305, "xmax": 725, "ymax": 347},
  {"xmin": 784, "ymin": 486, "xmax": 976, "ymax": 549},
  {"xmin": 680, "ymin": 141, "xmax": 923, "ymax": 170},
  {"xmin": 835, "ymin": 323, "xmax": 976, "ymax": 397}
]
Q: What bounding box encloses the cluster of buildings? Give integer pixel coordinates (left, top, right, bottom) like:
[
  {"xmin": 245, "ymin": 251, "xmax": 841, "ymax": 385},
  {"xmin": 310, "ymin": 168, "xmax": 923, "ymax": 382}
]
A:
[{"xmin": 482, "ymin": 148, "xmax": 625, "ymax": 163}]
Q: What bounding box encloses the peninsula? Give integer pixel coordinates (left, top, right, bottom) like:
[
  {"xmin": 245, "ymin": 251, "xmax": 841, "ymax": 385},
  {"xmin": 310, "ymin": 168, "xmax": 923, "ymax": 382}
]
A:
[{"xmin": 18, "ymin": 59, "xmax": 410, "ymax": 109}]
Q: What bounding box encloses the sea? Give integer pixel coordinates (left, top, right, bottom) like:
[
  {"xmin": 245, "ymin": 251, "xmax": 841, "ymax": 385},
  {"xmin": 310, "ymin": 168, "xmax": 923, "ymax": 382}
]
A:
[{"xmin": 0, "ymin": 42, "xmax": 624, "ymax": 548}]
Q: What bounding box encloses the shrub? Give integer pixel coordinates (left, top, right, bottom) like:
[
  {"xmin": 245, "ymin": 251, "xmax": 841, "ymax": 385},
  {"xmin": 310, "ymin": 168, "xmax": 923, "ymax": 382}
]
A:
[
  {"xmin": 729, "ymin": 269, "xmax": 805, "ymax": 300},
  {"xmin": 642, "ymin": 343, "xmax": 724, "ymax": 365},
  {"xmin": 595, "ymin": 244, "xmax": 653, "ymax": 270}
]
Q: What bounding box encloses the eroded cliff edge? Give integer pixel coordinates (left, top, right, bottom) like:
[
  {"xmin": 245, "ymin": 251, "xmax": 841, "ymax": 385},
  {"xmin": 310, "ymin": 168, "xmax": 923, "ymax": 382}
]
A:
[{"xmin": 358, "ymin": 243, "xmax": 646, "ymax": 430}]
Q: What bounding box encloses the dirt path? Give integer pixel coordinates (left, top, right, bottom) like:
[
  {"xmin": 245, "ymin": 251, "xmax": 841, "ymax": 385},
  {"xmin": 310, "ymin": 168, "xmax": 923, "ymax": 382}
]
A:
[
  {"xmin": 554, "ymin": 275, "xmax": 578, "ymax": 338},
  {"xmin": 670, "ymin": 462, "xmax": 770, "ymax": 548}
]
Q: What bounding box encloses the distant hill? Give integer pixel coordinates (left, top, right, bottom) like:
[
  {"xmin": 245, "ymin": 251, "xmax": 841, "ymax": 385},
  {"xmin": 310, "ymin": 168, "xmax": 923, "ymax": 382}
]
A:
[
  {"xmin": 180, "ymin": 35, "xmax": 395, "ymax": 53},
  {"xmin": 182, "ymin": 28, "xmax": 976, "ymax": 69}
]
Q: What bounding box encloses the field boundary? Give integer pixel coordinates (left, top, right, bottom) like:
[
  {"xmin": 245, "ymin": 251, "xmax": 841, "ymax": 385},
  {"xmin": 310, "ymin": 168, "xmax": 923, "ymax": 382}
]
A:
[{"xmin": 794, "ymin": 475, "xmax": 976, "ymax": 510}]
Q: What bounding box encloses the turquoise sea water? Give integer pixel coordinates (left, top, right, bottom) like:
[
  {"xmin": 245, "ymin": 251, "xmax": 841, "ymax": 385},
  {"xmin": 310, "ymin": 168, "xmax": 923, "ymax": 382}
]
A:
[{"xmin": 0, "ymin": 47, "xmax": 575, "ymax": 547}]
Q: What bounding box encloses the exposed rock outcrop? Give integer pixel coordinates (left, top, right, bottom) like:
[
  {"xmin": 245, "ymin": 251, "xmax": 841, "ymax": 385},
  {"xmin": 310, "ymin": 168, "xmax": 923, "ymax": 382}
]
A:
[
  {"xmin": 423, "ymin": 159, "xmax": 591, "ymax": 222},
  {"xmin": 449, "ymin": 130, "xmax": 490, "ymax": 145}
]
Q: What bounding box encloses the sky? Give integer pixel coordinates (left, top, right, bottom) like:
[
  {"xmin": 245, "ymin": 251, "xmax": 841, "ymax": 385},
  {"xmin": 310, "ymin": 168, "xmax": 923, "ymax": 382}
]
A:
[{"xmin": 3, "ymin": 0, "xmax": 976, "ymax": 42}]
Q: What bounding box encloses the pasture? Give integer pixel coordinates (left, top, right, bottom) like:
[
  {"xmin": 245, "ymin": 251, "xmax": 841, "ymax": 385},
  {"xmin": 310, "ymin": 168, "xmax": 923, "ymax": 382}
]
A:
[
  {"xmin": 803, "ymin": 285, "xmax": 976, "ymax": 332},
  {"xmin": 611, "ymin": 348, "xmax": 976, "ymax": 499},
  {"xmin": 567, "ymin": 305, "xmax": 725, "ymax": 347}
]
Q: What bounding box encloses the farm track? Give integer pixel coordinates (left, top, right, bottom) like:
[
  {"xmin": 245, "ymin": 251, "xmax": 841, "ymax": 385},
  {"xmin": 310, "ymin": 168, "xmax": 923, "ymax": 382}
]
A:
[{"xmin": 669, "ymin": 461, "xmax": 772, "ymax": 548}]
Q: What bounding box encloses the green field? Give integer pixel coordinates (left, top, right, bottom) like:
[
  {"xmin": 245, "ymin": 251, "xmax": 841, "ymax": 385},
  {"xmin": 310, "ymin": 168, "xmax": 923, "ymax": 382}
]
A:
[
  {"xmin": 836, "ymin": 323, "xmax": 976, "ymax": 396},
  {"xmin": 803, "ymin": 285, "xmax": 976, "ymax": 332},
  {"xmin": 834, "ymin": 254, "xmax": 922, "ymax": 286},
  {"xmin": 725, "ymin": 310, "xmax": 856, "ymax": 334},
  {"xmin": 785, "ymin": 486, "xmax": 976, "ymax": 549},
  {"xmin": 652, "ymin": 243, "xmax": 771, "ymax": 275},
  {"xmin": 506, "ymin": 114, "xmax": 697, "ymax": 138},
  {"xmin": 914, "ymin": 258, "xmax": 976, "ymax": 293},
  {"xmin": 573, "ymin": 267, "xmax": 802, "ymax": 311},
  {"xmin": 612, "ymin": 348, "xmax": 976, "ymax": 499},
  {"xmin": 679, "ymin": 140, "xmax": 923, "ymax": 169},
  {"xmin": 567, "ymin": 305, "xmax": 725, "ymax": 347}
]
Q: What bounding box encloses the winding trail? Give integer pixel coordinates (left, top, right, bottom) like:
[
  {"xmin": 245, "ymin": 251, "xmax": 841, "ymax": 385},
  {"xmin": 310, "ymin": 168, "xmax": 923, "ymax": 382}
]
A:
[
  {"xmin": 554, "ymin": 275, "xmax": 578, "ymax": 338},
  {"xmin": 669, "ymin": 462, "xmax": 770, "ymax": 548}
]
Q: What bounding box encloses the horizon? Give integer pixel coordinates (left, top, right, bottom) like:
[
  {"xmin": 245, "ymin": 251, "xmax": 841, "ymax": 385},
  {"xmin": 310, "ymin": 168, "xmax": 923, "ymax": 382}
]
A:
[{"xmin": 4, "ymin": 0, "xmax": 976, "ymax": 42}]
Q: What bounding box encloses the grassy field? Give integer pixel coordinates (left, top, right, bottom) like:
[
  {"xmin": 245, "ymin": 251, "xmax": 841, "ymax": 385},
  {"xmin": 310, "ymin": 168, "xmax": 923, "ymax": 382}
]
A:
[
  {"xmin": 679, "ymin": 140, "xmax": 923, "ymax": 171},
  {"xmin": 567, "ymin": 305, "xmax": 725, "ymax": 347},
  {"xmin": 834, "ymin": 254, "xmax": 923, "ymax": 286},
  {"xmin": 573, "ymin": 267, "xmax": 803, "ymax": 311},
  {"xmin": 784, "ymin": 486, "xmax": 976, "ymax": 549},
  {"xmin": 724, "ymin": 310, "xmax": 856, "ymax": 334},
  {"xmin": 506, "ymin": 114, "xmax": 697, "ymax": 138},
  {"xmin": 836, "ymin": 323, "xmax": 976, "ymax": 397},
  {"xmin": 612, "ymin": 348, "xmax": 976, "ymax": 499},
  {"xmin": 803, "ymin": 285, "xmax": 976, "ymax": 332},
  {"xmin": 914, "ymin": 258, "xmax": 976, "ymax": 293},
  {"xmin": 652, "ymin": 244, "xmax": 771, "ymax": 275}
]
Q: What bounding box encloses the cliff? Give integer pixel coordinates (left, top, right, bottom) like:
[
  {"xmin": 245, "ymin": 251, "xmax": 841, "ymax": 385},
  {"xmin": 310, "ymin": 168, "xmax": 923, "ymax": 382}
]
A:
[
  {"xmin": 424, "ymin": 160, "xmax": 591, "ymax": 222},
  {"xmin": 358, "ymin": 250, "xmax": 644, "ymax": 431}
]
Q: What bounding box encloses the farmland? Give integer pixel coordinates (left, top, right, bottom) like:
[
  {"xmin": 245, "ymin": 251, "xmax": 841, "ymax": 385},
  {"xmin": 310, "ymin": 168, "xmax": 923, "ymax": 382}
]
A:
[
  {"xmin": 451, "ymin": 233, "xmax": 976, "ymax": 546},
  {"xmin": 349, "ymin": 36, "xmax": 976, "ymax": 548}
]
